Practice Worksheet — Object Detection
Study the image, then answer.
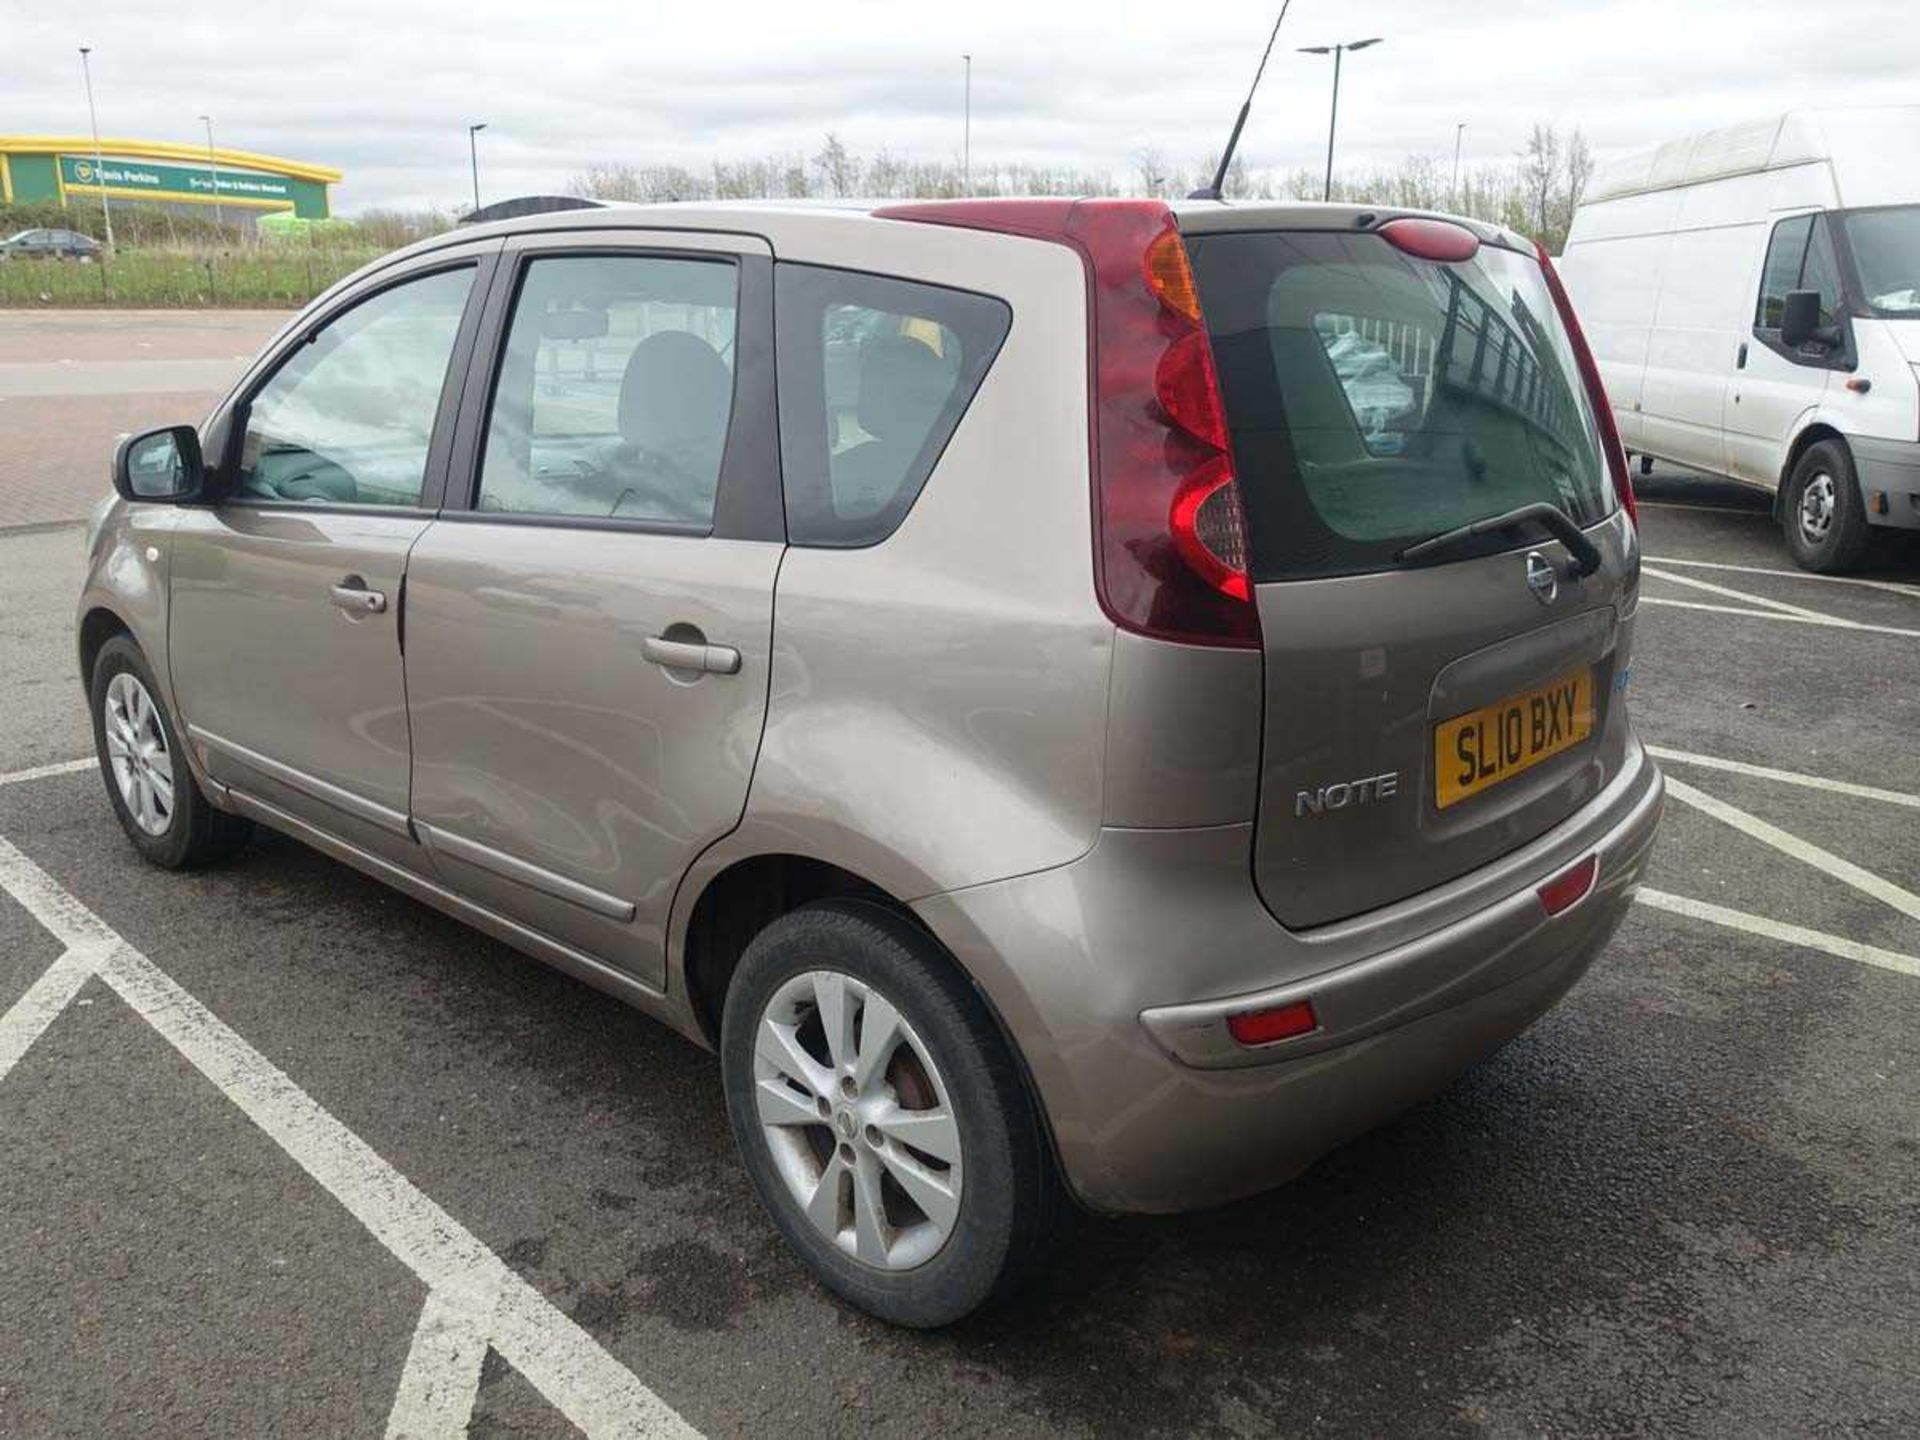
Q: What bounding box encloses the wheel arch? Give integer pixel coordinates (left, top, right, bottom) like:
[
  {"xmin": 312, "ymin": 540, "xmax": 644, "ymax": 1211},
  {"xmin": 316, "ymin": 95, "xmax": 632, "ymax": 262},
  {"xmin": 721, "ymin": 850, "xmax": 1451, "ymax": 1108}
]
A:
[
  {"xmin": 77, "ymin": 604, "xmax": 133, "ymax": 687},
  {"xmin": 672, "ymin": 844, "xmax": 1071, "ymax": 1196}
]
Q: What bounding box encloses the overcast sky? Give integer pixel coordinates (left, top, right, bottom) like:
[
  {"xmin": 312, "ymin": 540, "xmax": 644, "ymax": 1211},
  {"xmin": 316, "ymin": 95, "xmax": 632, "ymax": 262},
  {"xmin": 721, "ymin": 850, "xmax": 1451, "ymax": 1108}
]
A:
[{"xmin": 6, "ymin": 0, "xmax": 1917, "ymax": 214}]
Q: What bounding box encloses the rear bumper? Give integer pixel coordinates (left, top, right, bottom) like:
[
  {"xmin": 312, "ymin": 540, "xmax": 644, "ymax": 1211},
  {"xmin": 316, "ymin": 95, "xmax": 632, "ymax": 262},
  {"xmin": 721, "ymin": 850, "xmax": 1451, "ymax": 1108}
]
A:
[
  {"xmin": 915, "ymin": 743, "xmax": 1664, "ymax": 1214},
  {"xmin": 1851, "ymin": 435, "xmax": 1920, "ymax": 530}
]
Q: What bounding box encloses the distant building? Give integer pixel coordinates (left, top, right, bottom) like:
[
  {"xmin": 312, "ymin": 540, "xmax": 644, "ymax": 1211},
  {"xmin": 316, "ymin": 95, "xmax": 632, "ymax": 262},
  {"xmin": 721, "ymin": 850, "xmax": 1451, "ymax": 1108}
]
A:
[{"xmin": 0, "ymin": 134, "xmax": 340, "ymax": 225}]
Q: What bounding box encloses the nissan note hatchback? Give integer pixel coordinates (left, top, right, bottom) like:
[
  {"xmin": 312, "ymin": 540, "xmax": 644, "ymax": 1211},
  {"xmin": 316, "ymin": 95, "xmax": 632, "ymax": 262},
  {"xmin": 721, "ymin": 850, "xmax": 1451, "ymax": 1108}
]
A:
[{"xmin": 79, "ymin": 198, "xmax": 1664, "ymax": 1327}]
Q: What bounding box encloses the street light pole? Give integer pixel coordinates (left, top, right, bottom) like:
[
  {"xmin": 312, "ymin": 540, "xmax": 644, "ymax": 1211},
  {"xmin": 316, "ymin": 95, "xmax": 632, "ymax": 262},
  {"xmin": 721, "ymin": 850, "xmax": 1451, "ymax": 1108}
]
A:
[
  {"xmin": 199, "ymin": 114, "xmax": 223, "ymax": 232},
  {"xmin": 962, "ymin": 54, "xmax": 971, "ymax": 196},
  {"xmin": 1451, "ymin": 122, "xmax": 1466, "ymax": 213},
  {"xmin": 1297, "ymin": 37, "xmax": 1382, "ymax": 203},
  {"xmin": 78, "ymin": 46, "xmax": 115, "ymax": 253},
  {"xmin": 467, "ymin": 122, "xmax": 487, "ymax": 215}
]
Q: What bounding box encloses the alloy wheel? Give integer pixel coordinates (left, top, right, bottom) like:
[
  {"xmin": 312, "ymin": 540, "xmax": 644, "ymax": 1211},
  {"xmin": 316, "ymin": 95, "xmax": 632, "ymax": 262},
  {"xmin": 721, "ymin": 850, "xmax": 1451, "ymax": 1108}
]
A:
[
  {"xmin": 752, "ymin": 969, "xmax": 963, "ymax": 1271},
  {"xmin": 103, "ymin": 671, "xmax": 175, "ymax": 837}
]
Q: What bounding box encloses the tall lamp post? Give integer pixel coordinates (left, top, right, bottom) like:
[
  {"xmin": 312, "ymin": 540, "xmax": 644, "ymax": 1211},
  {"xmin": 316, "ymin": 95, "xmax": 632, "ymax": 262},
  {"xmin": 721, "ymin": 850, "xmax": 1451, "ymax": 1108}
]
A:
[
  {"xmin": 961, "ymin": 54, "xmax": 972, "ymax": 196},
  {"xmin": 467, "ymin": 122, "xmax": 487, "ymax": 215},
  {"xmin": 1297, "ymin": 37, "xmax": 1382, "ymax": 202},
  {"xmin": 199, "ymin": 114, "xmax": 224, "ymax": 231},
  {"xmin": 1451, "ymin": 121, "xmax": 1466, "ymax": 213},
  {"xmin": 77, "ymin": 45, "xmax": 115, "ymax": 253}
]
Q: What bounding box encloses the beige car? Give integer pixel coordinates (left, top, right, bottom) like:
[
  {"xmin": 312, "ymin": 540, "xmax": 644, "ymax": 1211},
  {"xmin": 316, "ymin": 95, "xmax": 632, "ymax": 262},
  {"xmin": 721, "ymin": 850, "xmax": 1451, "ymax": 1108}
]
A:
[{"xmin": 80, "ymin": 198, "xmax": 1663, "ymax": 1326}]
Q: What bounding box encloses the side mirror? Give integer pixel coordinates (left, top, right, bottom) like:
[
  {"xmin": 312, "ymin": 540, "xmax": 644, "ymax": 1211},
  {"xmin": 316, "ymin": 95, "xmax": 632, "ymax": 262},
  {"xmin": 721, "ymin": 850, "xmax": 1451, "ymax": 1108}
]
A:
[
  {"xmin": 113, "ymin": 425, "xmax": 205, "ymax": 503},
  {"xmin": 1778, "ymin": 289, "xmax": 1841, "ymax": 351}
]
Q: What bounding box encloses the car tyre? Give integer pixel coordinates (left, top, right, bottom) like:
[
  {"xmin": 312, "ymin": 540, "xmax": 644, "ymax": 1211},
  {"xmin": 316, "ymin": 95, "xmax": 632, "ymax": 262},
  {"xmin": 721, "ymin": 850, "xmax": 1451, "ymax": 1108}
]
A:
[
  {"xmin": 1782, "ymin": 438, "xmax": 1872, "ymax": 573},
  {"xmin": 721, "ymin": 898, "xmax": 1067, "ymax": 1327},
  {"xmin": 89, "ymin": 634, "xmax": 252, "ymax": 868}
]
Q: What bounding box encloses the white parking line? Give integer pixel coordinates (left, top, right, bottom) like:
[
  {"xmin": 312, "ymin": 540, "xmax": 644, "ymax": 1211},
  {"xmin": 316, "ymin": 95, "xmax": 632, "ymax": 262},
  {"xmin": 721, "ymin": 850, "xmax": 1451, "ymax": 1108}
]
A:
[
  {"xmin": 1645, "ymin": 557, "xmax": 1920, "ymax": 600},
  {"xmin": 0, "ymin": 832, "xmax": 699, "ymax": 1440},
  {"xmin": 1642, "ymin": 565, "xmax": 1857, "ymax": 623},
  {"xmin": 0, "ymin": 758, "xmax": 94, "ymax": 788},
  {"xmin": 1665, "ymin": 776, "xmax": 1920, "ymax": 925},
  {"xmin": 1646, "ymin": 745, "xmax": 1920, "ymax": 811},
  {"xmin": 1639, "ymin": 596, "xmax": 1920, "ymax": 638},
  {"xmin": 1636, "ymin": 888, "xmax": 1920, "ymax": 980}
]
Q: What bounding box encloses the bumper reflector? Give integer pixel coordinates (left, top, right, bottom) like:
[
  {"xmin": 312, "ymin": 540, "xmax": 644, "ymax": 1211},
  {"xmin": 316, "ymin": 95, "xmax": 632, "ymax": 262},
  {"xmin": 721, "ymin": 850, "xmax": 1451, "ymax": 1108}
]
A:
[
  {"xmin": 1227, "ymin": 998, "xmax": 1318, "ymax": 1048},
  {"xmin": 1538, "ymin": 854, "xmax": 1599, "ymax": 917}
]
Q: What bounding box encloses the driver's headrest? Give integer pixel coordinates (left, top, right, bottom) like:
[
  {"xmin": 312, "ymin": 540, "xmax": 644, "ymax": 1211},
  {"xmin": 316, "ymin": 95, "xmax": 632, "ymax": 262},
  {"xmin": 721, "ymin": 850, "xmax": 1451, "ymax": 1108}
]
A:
[{"xmin": 617, "ymin": 331, "xmax": 733, "ymax": 452}]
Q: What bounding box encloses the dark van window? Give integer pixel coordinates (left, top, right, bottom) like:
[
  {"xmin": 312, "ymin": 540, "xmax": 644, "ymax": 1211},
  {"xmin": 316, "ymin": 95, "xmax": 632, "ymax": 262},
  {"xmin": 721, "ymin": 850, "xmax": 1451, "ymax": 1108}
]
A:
[
  {"xmin": 775, "ymin": 264, "xmax": 1010, "ymax": 547},
  {"xmin": 1756, "ymin": 215, "xmax": 1813, "ymax": 328},
  {"xmin": 1187, "ymin": 230, "xmax": 1611, "ymax": 582}
]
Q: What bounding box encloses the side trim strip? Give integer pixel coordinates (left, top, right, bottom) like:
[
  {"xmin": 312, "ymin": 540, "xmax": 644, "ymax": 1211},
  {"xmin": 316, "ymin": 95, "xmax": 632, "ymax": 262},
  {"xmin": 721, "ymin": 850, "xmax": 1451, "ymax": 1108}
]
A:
[
  {"xmin": 415, "ymin": 822, "xmax": 637, "ymax": 923},
  {"xmin": 187, "ymin": 726, "xmax": 410, "ymax": 837}
]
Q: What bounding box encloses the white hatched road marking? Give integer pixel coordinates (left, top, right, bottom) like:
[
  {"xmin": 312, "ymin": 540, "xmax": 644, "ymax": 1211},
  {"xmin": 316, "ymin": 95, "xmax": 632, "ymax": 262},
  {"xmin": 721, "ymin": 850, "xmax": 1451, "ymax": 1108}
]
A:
[
  {"xmin": 386, "ymin": 1290, "xmax": 493, "ymax": 1440},
  {"xmin": 0, "ymin": 831, "xmax": 699, "ymax": 1440},
  {"xmin": 1646, "ymin": 745, "xmax": 1920, "ymax": 812},
  {"xmin": 1642, "ymin": 565, "xmax": 1863, "ymax": 623},
  {"xmin": 1664, "ymin": 776, "xmax": 1920, "ymax": 926},
  {"xmin": 1639, "ymin": 596, "xmax": 1920, "ymax": 638},
  {"xmin": 1635, "ymin": 888, "xmax": 1920, "ymax": 980},
  {"xmin": 1644, "ymin": 556, "xmax": 1920, "ymax": 600}
]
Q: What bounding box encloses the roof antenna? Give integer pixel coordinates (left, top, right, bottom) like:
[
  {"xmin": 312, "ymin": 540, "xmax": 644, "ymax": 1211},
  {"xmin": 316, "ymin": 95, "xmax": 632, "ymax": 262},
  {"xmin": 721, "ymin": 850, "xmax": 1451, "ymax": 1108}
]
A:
[{"xmin": 1189, "ymin": 1, "xmax": 1295, "ymax": 201}]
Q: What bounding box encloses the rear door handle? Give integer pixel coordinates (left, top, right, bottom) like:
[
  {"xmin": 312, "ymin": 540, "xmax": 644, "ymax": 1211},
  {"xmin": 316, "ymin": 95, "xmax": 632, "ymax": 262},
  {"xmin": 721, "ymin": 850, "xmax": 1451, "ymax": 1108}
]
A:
[
  {"xmin": 330, "ymin": 579, "xmax": 387, "ymax": 615},
  {"xmin": 643, "ymin": 635, "xmax": 741, "ymax": 675}
]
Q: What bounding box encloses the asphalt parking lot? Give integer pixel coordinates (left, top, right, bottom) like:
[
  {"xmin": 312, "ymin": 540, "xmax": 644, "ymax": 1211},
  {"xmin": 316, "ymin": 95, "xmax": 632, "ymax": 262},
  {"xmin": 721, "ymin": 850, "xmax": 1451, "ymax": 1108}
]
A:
[{"xmin": 3, "ymin": 315, "xmax": 1919, "ymax": 1437}]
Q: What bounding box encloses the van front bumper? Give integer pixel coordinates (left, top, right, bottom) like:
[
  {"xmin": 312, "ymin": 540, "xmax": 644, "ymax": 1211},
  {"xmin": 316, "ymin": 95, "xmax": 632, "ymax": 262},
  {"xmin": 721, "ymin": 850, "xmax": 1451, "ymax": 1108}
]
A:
[
  {"xmin": 914, "ymin": 745, "xmax": 1664, "ymax": 1214},
  {"xmin": 1853, "ymin": 434, "xmax": 1920, "ymax": 530}
]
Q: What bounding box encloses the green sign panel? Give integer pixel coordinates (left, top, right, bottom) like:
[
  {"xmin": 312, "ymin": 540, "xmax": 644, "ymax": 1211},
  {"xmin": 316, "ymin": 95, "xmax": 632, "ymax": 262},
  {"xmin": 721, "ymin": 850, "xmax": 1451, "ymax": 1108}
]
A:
[{"xmin": 60, "ymin": 154, "xmax": 294, "ymax": 204}]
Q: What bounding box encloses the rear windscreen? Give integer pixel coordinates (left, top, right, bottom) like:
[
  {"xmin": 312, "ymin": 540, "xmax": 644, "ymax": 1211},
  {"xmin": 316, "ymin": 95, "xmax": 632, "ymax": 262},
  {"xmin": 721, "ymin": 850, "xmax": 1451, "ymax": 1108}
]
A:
[{"xmin": 1186, "ymin": 230, "xmax": 1613, "ymax": 581}]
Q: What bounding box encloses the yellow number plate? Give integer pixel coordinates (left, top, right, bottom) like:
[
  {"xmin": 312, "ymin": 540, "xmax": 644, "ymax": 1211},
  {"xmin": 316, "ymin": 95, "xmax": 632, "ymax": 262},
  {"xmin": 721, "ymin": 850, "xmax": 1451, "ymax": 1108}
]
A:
[{"xmin": 1433, "ymin": 669, "xmax": 1594, "ymax": 810}]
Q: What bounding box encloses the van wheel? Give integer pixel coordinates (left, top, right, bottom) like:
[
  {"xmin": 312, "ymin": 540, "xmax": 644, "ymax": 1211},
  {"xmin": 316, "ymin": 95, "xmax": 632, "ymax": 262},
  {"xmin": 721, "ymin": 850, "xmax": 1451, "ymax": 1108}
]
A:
[
  {"xmin": 720, "ymin": 899, "xmax": 1066, "ymax": 1327},
  {"xmin": 89, "ymin": 635, "xmax": 252, "ymax": 869},
  {"xmin": 1783, "ymin": 439, "xmax": 1871, "ymax": 573}
]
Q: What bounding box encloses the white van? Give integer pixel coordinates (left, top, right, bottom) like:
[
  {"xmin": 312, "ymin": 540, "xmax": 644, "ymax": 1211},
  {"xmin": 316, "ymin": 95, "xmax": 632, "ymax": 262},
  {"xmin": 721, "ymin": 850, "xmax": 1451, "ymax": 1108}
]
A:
[{"xmin": 1561, "ymin": 108, "xmax": 1920, "ymax": 571}]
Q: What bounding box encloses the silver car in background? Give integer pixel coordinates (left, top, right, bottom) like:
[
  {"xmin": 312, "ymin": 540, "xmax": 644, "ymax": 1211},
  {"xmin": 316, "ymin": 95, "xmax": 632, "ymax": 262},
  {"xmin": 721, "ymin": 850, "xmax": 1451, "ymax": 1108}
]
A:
[{"xmin": 79, "ymin": 197, "xmax": 1662, "ymax": 1326}]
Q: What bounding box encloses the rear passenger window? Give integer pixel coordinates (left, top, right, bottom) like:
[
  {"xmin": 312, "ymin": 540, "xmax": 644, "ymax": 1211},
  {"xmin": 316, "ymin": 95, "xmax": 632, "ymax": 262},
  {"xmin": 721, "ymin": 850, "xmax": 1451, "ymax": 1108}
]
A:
[
  {"xmin": 775, "ymin": 265, "xmax": 1010, "ymax": 547},
  {"xmin": 477, "ymin": 254, "xmax": 739, "ymax": 528}
]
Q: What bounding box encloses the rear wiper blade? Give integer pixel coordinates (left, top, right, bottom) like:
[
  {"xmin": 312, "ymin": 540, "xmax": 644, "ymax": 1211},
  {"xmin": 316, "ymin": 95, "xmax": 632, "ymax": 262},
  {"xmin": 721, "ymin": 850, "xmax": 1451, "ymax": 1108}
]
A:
[{"xmin": 1396, "ymin": 501, "xmax": 1602, "ymax": 576}]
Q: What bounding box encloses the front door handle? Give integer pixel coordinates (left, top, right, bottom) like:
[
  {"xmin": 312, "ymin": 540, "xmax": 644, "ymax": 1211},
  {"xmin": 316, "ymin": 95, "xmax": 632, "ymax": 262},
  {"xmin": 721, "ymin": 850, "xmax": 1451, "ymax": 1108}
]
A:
[
  {"xmin": 1736, "ymin": 341, "xmax": 1749, "ymax": 369},
  {"xmin": 330, "ymin": 579, "xmax": 387, "ymax": 615},
  {"xmin": 643, "ymin": 635, "xmax": 741, "ymax": 675}
]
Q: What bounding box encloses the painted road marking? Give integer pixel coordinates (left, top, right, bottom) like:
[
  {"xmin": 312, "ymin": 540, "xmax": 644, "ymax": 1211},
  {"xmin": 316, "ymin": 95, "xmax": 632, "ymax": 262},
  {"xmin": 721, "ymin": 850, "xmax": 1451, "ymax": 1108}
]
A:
[
  {"xmin": 1646, "ymin": 745, "xmax": 1920, "ymax": 812},
  {"xmin": 1645, "ymin": 556, "xmax": 1920, "ymax": 600},
  {"xmin": 0, "ymin": 758, "xmax": 95, "ymax": 787},
  {"xmin": 1642, "ymin": 565, "xmax": 1858, "ymax": 624},
  {"xmin": 386, "ymin": 1290, "xmax": 492, "ymax": 1439},
  {"xmin": 1639, "ymin": 596, "xmax": 1920, "ymax": 638},
  {"xmin": 0, "ymin": 831, "xmax": 699, "ymax": 1439},
  {"xmin": 1665, "ymin": 776, "xmax": 1920, "ymax": 926},
  {"xmin": 1636, "ymin": 889, "xmax": 1920, "ymax": 980}
]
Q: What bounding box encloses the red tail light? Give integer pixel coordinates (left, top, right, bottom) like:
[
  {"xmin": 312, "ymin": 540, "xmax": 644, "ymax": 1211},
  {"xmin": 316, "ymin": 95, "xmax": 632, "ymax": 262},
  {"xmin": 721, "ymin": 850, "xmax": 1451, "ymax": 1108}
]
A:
[
  {"xmin": 1535, "ymin": 242, "xmax": 1637, "ymax": 528},
  {"xmin": 875, "ymin": 198, "xmax": 1259, "ymax": 648}
]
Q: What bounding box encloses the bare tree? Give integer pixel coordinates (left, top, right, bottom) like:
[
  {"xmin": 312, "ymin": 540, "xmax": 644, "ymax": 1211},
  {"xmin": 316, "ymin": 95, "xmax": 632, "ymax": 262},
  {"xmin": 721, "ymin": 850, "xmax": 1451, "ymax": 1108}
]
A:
[{"xmin": 1521, "ymin": 123, "xmax": 1563, "ymax": 241}]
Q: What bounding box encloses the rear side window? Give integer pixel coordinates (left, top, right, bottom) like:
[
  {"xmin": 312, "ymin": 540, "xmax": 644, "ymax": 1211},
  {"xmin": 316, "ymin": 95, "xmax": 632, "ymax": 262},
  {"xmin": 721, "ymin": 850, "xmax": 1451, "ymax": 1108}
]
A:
[
  {"xmin": 775, "ymin": 264, "xmax": 1009, "ymax": 547},
  {"xmin": 1188, "ymin": 230, "xmax": 1610, "ymax": 582}
]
